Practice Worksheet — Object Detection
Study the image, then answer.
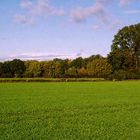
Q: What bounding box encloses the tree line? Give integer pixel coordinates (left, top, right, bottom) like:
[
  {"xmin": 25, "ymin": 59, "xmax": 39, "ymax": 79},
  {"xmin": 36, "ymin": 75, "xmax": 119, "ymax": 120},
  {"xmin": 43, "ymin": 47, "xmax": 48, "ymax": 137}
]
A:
[
  {"xmin": 0, "ymin": 55, "xmax": 112, "ymax": 79},
  {"xmin": 0, "ymin": 23, "xmax": 140, "ymax": 80}
]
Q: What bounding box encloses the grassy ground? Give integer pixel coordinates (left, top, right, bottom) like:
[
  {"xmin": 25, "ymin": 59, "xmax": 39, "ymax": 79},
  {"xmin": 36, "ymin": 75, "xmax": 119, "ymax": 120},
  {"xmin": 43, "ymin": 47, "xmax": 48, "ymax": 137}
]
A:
[{"xmin": 0, "ymin": 82, "xmax": 140, "ymax": 139}]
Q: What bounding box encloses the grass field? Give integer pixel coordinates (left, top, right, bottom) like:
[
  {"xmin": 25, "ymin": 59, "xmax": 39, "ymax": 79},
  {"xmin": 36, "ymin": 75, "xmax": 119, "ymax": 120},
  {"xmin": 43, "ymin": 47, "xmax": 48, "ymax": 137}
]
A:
[{"xmin": 0, "ymin": 82, "xmax": 140, "ymax": 140}]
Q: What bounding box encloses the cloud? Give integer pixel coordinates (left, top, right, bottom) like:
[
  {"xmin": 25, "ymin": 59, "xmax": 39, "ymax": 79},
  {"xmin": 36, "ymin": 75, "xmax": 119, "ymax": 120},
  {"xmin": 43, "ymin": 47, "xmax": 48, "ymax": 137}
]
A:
[
  {"xmin": 70, "ymin": 2, "xmax": 106, "ymax": 23},
  {"xmin": 70, "ymin": 0, "xmax": 140, "ymax": 29},
  {"xmin": 70, "ymin": 0, "xmax": 121, "ymax": 29},
  {"xmin": 14, "ymin": 0, "xmax": 137, "ymax": 28},
  {"xmin": 14, "ymin": 14, "xmax": 34, "ymax": 25},
  {"xmin": 0, "ymin": 51, "xmax": 92, "ymax": 61},
  {"xmin": 76, "ymin": 49, "xmax": 85, "ymax": 57},
  {"xmin": 119, "ymin": 0, "xmax": 131, "ymax": 6},
  {"xmin": 14, "ymin": 0, "xmax": 65, "ymax": 24},
  {"xmin": 20, "ymin": 0, "xmax": 33, "ymax": 9},
  {"xmin": 109, "ymin": 19, "xmax": 122, "ymax": 30},
  {"xmin": 0, "ymin": 52, "xmax": 75, "ymax": 61},
  {"xmin": 91, "ymin": 24, "xmax": 100, "ymax": 30},
  {"xmin": 124, "ymin": 10, "xmax": 140, "ymax": 14},
  {"xmin": 27, "ymin": 0, "xmax": 65, "ymax": 17}
]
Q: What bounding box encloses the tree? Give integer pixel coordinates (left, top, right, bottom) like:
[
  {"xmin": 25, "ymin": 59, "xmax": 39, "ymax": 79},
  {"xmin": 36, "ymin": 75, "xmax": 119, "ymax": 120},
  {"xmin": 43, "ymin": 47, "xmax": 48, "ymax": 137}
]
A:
[
  {"xmin": 52, "ymin": 59, "xmax": 69, "ymax": 78},
  {"xmin": 85, "ymin": 55, "xmax": 103, "ymax": 64},
  {"xmin": 41, "ymin": 59, "xmax": 69, "ymax": 78},
  {"xmin": 87, "ymin": 58, "xmax": 112, "ymax": 78},
  {"xmin": 78, "ymin": 67, "xmax": 88, "ymax": 77},
  {"xmin": 108, "ymin": 49, "xmax": 134, "ymax": 71},
  {"xmin": 24, "ymin": 61, "xmax": 42, "ymax": 77},
  {"xmin": 110, "ymin": 23, "xmax": 140, "ymax": 69},
  {"xmin": 70, "ymin": 57, "xmax": 84, "ymax": 69},
  {"xmin": 9, "ymin": 59, "xmax": 25, "ymax": 77},
  {"xmin": 0, "ymin": 62, "xmax": 3, "ymax": 77},
  {"xmin": 52, "ymin": 60, "xmax": 63, "ymax": 78},
  {"xmin": 1, "ymin": 61, "xmax": 13, "ymax": 77},
  {"xmin": 65, "ymin": 67, "xmax": 78, "ymax": 77}
]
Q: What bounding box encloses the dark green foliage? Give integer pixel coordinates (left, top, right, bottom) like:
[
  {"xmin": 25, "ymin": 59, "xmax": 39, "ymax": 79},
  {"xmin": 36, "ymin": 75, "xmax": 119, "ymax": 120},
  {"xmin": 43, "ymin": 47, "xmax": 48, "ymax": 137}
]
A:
[
  {"xmin": 70, "ymin": 57, "xmax": 85, "ymax": 69},
  {"xmin": 52, "ymin": 59, "xmax": 69, "ymax": 78},
  {"xmin": 1, "ymin": 61, "xmax": 13, "ymax": 77},
  {"xmin": 108, "ymin": 23, "xmax": 140, "ymax": 80},
  {"xmin": 0, "ymin": 60, "xmax": 25, "ymax": 78},
  {"xmin": 108, "ymin": 49, "xmax": 134, "ymax": 71},
  {"xmin": 110, "ymin": 23, "xmax": 140, "ymax": 67},
  {"xmin": 85, "ymin": 54, "xmax": 103, "ymax": 64},
  {"xmin": 0, "ymin": 62, "xmax": 3, "ymax": 77},
  {"xmin": 9, "ymin": 59, "xmax": 26, "ymax": 77}
]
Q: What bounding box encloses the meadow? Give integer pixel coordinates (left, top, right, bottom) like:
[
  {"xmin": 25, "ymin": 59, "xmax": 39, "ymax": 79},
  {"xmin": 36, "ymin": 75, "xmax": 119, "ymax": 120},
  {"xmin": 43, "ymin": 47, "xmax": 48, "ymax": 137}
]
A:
[{"xmin": 0, "ymin": 81, "xmax": 140, "ymax": 139}]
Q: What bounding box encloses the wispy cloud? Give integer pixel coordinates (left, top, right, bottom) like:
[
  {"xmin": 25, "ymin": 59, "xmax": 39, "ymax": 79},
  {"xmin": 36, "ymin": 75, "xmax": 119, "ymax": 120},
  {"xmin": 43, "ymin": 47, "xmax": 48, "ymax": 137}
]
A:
[
  {"xmin": 91, "ymin": 24, "xmax": 100, "ymax": 30},
  {"xmin": 14, "ymin": 0, "xmax": 65, "ymax": 25},
  {"xmin": 110, "ymin": 19, "xmax": 122, "ymax": 30},
  {"xmin": 70, "ymin": 1, "xmax": 107, "ymax": 23},
  {"xmin": 119, "ymin": 0, "xmax": 131, "ymax": 6},
  {"xmin": 70, "ymin": 0, "xmax": 122, "ymax": 29},
  {"xmin": 11, "ymin": 53, "xmax": 72, "ymax": 60},
  {"xmin": 20, "ymin": 0, "xmax": 33, "ymax": 9},
  {"xmin": 14, "ymin": 14, "xmax": 34, "ymax": 25},
  {"xmin": 13, "ymin": 0, "xmax": 137, "ymax": 29},
  {"xmin": 124, "ymin": 10, "xmax": 140, "ymax": 14},
  {"xmin": 0, "ymin": 52, "xmax": 78, "ymax": 61}
]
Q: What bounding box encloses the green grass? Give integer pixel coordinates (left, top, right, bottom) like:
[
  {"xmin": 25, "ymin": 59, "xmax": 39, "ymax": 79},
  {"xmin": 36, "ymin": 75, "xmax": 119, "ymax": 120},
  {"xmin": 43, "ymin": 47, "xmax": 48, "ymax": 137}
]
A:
[{"xmin": 0, "ymin": 82, "xmax": 140, "ymax": 139}]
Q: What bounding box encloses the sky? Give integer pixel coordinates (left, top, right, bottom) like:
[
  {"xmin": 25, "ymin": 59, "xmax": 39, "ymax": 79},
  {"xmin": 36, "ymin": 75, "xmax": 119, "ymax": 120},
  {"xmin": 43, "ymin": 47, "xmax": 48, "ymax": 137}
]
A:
[{"xmin": 0, "ymin": 0, "xmax": 140, "ymax": 60}]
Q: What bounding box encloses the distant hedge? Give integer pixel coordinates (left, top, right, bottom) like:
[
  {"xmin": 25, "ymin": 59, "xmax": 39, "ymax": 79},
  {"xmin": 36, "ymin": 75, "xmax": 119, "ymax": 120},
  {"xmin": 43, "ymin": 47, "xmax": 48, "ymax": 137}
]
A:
[{"xmin": 0, "ymin": 78, "xmax": 105, "ymax": 83}]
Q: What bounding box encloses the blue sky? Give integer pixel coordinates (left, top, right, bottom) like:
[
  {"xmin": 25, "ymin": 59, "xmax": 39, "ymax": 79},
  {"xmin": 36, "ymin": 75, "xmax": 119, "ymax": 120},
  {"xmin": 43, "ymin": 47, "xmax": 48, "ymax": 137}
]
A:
[{"xmin": 0, "ymin": 0, "xmax": 140, "ymax": 60}]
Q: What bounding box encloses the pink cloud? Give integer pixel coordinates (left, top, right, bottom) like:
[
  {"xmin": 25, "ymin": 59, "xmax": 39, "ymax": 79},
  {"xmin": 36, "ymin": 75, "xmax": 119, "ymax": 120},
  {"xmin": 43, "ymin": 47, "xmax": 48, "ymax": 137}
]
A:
[
  {"xmin": 14, "ymin": 0, "xmax": 131, "ymax": 28},
  {"xmin": 119, "ymin": 0, "xmax": 131, "ymax": 6},
  {"xmin": 70, "ymin": 0, "xmax": 132, "ymax": 30},
  {"xmin": 20, "ymin": 0, "xmax": 33, "ymax": 9},
  {"xmin": 70, "ymin": 2, "xmax": 105, "ymax": 23},
  {"xmin": 14, "ymin": 0, "xmax": 65, "ymax": 24},
  {"xmin": 91, "ymin": 24, "xmax": 100, "ymax": 30},
  {"xmin": 124, "ymin": 10, "xmax": 140, "ymax": 14},
  {"xmin": 70, "ymin": 0, "xmax": 119, "ymax": 29},
  {"xmin": 14, "ymin": 14, "xmax": 34, "ymax": 25},
  {"xmin": 28, "ymin": 0, "xmax": 65, "ymax": 17}
]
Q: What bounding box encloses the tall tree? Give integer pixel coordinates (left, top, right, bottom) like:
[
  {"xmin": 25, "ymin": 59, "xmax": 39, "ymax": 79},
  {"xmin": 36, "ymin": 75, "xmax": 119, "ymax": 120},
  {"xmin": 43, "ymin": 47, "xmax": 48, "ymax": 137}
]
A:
[
  {"xmin": 9, "ymin": 59, "xmax": 26, "ymax": 77},
  {"xmin": 110, "ymin": 23, "xmax": 140, "ymax": 69},
  {"xmin": 108, "ymin": 49, "xmax": 134, "ymax": 71}
]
